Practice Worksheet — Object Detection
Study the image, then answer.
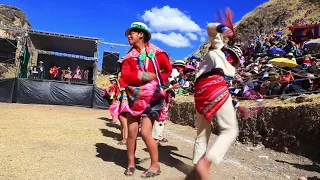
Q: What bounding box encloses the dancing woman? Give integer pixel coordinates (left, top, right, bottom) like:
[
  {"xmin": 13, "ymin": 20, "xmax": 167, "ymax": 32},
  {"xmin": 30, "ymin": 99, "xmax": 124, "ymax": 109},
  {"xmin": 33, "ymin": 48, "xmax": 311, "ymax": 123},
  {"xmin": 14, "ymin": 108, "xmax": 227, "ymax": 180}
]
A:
[
  {"xmin": 73, "ymin": 66, "xmax": 82, "ymax": 82},
  {"xmin": 192, "ymin": 22, "xmax": 239, "ymax": 180},
  {"xmin": 108, "ymin": 59, "xmax": 129, "ymax": 145},
  {"xmin": 119, "ymin": 22, "xmax": 172, "ymax": 178},
  {"xmin": 64, "ymin": 67, "xmax": 72, "ymax": 81}
]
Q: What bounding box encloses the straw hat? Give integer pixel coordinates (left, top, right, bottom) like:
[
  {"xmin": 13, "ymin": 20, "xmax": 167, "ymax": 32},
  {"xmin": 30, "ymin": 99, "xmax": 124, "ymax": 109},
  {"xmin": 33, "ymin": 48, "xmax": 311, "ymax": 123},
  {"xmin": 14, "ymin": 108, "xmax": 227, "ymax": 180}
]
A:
[
  {"xmin": 173, "ymin": 60, "xmax": 186, "ymax": 67},
  {"xmin": 125, "ymin": 22, "xmax": 151, "ymax": 42}
]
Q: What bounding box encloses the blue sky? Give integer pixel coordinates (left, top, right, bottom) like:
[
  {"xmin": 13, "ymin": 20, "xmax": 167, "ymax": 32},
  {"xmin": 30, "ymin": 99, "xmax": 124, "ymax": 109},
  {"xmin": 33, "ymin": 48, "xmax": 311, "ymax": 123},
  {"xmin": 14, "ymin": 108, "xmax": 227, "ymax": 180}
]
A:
[{"xmin": 2, "ymin": 0, "xmax": 267, "ymax": 67}]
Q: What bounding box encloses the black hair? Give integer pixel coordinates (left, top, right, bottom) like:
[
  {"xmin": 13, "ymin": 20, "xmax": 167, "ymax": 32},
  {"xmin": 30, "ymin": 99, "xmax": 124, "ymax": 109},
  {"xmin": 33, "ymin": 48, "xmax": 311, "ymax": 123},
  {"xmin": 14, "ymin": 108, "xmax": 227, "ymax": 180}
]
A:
[{"xmin": 170, "ymin": 80, "xmax": 177, "ymax": 85}]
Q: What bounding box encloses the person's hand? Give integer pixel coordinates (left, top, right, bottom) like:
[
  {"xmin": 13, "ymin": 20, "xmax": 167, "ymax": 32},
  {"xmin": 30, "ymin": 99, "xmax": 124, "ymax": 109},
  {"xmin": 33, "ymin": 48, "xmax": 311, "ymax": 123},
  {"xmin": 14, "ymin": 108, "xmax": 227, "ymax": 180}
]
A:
[{"xmin": 138, "ymin": 71, "xmax": 156, "ymax": 83}]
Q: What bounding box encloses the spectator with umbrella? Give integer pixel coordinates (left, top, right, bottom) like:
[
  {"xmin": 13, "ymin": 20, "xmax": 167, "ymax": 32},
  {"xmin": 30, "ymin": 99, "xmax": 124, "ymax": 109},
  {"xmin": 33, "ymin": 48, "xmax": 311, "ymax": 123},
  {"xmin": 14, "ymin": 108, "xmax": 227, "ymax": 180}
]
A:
[{"xmin": 267, "ymin": 47, "xmax": 286, "ymax": 55}]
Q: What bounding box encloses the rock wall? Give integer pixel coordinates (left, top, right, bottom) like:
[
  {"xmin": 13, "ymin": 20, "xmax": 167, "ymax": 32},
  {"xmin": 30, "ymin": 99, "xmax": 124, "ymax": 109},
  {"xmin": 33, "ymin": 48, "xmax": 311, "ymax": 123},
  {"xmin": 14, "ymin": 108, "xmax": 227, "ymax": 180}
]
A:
[
  {"xmin": 168, "ymin": 101, "xmax": 320, "ymax": 152},
  {"xmin": 0, "ymin": 5, "xmax": 34, "ymax": 78}
]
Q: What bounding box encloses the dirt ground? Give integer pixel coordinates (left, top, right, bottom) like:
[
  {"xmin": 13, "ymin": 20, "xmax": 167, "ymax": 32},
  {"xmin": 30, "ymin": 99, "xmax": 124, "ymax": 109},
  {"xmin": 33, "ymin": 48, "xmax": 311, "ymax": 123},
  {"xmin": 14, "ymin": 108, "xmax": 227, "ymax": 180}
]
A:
[{"xmin": 0, "ymin": 103, "xmax": 319, "ymax": 180}]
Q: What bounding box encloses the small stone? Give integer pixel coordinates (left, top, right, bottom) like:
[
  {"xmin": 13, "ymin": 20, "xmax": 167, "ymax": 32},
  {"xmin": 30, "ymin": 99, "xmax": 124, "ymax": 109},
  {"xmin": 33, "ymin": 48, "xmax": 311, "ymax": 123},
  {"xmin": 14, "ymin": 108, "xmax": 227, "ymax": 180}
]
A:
[
  {"xmin": 283, "ymin": 174, "xmax": 290, "ymax": 179},
  {"xmin": 258, "ymin": 155, "xmax": 269, "ymax": 159},
  {"xmin": 233, "ymin": 176, "xmax": 237, "ymax": 179},
  {"xmin": 298, "ymin": 176, "xmax": 307, "ymax": 180}
]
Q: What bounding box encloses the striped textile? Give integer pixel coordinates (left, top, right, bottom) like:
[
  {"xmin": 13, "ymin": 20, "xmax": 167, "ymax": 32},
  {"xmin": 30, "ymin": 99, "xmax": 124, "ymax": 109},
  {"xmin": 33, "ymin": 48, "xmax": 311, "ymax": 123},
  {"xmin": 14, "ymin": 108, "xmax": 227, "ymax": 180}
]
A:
[{"xmin": 194, "ymin": 74, "xmax": 230, "ymax": 121}]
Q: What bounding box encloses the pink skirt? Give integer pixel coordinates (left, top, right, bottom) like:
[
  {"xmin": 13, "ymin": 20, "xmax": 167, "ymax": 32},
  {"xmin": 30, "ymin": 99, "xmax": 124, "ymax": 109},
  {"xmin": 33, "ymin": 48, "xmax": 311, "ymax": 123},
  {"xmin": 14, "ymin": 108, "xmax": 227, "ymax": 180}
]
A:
[
  {"xmin": 73, "ymin": 75, "xmax": 82, "ymax": 79},
  {"xmin": 65, "ymin": 74, "xmax": 72, "ymax": 79}
]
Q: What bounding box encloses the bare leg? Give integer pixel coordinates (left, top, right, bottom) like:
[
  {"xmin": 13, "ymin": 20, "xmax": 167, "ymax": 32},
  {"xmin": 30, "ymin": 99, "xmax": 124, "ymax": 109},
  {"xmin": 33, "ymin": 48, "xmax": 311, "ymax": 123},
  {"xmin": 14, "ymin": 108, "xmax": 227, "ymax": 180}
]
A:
[
  {"xmin": 126, "ymin": 115, "xmax": 140, "ymax": 171},
  {"xmin": 119, "ymin": 115, "xmax": 128, "ymax": 143},
  {"xmin": 195, "ymin": 156, "xmax": 211, "ymax": 180},
  {"xmin": 140, "ymin": 117, "xmax": 159, "ymax": 174}
]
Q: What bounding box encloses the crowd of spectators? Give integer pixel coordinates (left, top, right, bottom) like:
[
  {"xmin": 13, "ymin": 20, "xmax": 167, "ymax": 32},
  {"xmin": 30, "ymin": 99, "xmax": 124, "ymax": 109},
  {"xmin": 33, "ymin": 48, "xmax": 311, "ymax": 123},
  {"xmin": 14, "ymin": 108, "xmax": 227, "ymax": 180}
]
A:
[{"xmin": 169, "ymin": 29, "xmax": 320, "ymax": 100}]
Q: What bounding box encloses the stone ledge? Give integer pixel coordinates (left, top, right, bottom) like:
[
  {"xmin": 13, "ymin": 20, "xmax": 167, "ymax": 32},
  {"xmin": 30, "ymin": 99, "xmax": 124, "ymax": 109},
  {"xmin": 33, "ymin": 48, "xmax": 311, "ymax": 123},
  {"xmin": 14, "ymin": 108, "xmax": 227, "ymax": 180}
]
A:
[{"xmin": 168, "ymin": 100, "xmax": 320, "ymax": 152}]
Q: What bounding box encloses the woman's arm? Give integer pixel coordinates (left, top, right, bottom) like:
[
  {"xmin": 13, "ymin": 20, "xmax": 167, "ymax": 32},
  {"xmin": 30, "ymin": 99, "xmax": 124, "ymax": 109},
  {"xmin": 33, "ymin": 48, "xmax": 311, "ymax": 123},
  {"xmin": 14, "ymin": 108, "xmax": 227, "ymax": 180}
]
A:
[
  {"xmin": 121, "ymin": 59, "xmax": 141, "ymax": 85},
  {"xmin": 157, "ymin": 52, "xmax": 173, "ymax": 83}
]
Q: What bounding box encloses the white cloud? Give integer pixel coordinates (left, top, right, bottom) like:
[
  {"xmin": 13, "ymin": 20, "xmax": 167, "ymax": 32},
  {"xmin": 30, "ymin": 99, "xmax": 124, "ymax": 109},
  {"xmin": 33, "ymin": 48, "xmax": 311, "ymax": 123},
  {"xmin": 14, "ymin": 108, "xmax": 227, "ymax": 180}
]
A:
[
  {"xmin": 200, "ymin": 36, "xmax": 206, "ymax": 42},
  {"xmin": 140, "ymin": 6, "xmax": 207, "ymax": 47},
  {"xmin": 186, "ymin": 33, "xmax": 198, "ymax": 41},
  {"xmin": 152, "ymin": 32, "xmax": 191, "ymax": 48},
  {"xmin": 141, "ymin": 6, "xmax": 202, "ymax": 33}
]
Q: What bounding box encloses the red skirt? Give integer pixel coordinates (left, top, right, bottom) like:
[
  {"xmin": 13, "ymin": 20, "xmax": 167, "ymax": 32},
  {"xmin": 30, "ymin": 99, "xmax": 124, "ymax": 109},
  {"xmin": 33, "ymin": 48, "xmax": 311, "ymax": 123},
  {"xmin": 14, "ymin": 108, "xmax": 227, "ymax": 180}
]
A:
[{"xmin": 194, "ymin": 75, "xmax": 230, "ymax": 121}]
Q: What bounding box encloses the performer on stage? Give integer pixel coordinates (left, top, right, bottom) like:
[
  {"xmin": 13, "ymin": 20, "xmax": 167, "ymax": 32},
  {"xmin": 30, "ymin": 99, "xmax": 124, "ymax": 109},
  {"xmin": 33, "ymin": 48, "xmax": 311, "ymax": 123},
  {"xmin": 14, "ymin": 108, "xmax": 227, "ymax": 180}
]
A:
[
  {"xmin": 192, "ymin": 22, "xmax": 239, "ymax": 180},
  {"xmin": 49, "ymin": 65, "xmax": 60, "ymax": 80},
  {"xmin": 64, "ymin": 67, "xmax": 72, "ymax": 81},
  {"xmin": 119, "ymin": 22, "xmax": 172, "ymax": 178},
  {"xmin": 73, "ymin": 66, "xmax": 82, "ymax": 82},
  {"xmin": 61, "ymin": 69, "xmax": 66, "ymax": 81},
  {"xmin": 37, "ymin": 61, "xmax": 45, "ymax": 79}
]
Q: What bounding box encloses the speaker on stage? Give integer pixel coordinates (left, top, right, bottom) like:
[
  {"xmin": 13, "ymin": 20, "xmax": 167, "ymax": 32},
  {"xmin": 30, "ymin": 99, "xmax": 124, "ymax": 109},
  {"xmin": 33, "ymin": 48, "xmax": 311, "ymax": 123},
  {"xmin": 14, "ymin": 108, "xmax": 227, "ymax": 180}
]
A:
[{"xmin": 102, "ymin": 51, "xmax": 119, "ymax": 74}]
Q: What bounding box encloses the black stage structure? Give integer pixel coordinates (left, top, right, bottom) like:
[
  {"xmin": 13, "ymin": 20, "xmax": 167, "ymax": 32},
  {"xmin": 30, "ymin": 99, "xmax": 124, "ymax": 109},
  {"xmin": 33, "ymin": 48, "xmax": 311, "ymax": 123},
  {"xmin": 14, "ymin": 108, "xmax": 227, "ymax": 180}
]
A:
[
  {"xmin": 0, "ymin": 29, "xmax": 105, "ymax": 108},
  {"xmin": 0, "ymin": 78, "xmax": 109, "ymax": 109},
  {"xmin": 0, "ymin": 38, "xmax": 17, "ymax": 103},
  {"xmin": 102, "ymin": 51, "xmax": 120, "ymax": 74},
  {"xmin": 0, "ymin": 26, "xmax": 129, "ymax": 109},
  {"xmin": 0, "ymin": 78, "xmax": 16, "ymax": 103},
  {"xmin": 28, "ymin": 30, "xmax": 99, "ymax": 84}
]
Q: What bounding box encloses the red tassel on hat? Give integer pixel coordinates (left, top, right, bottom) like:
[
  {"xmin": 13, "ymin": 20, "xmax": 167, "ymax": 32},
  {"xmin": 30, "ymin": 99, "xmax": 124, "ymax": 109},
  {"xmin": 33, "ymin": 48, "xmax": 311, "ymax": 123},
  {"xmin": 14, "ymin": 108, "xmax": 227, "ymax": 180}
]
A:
[{"xmin": 214, "ymin": 7, "xmax": 236, "ymax": 37}]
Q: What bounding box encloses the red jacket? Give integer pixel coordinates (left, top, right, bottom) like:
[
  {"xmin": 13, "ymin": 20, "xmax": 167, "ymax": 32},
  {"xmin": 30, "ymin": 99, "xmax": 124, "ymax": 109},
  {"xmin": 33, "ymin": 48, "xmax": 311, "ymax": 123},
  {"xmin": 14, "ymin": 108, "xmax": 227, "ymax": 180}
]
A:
[
  {"xmin": 120, "ymin": 46, "xmax": 172, "ymax": 87},
  {"xmin": 118, "ymin": 76, "xmax": 127, "ymax": 89}
]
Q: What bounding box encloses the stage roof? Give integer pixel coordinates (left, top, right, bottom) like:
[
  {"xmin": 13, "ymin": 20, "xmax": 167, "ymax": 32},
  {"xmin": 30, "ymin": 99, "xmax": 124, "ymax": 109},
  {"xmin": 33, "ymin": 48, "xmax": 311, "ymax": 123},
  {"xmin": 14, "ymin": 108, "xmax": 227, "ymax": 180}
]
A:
[{"xmin": 28, "ymin": 30, "xmax": 101, "ymax": 57}]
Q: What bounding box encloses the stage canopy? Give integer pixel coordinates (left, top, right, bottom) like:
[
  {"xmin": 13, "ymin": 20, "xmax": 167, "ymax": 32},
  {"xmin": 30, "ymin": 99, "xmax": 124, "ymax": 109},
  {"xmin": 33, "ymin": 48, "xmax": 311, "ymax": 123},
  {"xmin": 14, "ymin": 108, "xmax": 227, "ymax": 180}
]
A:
[{"xmin": 28, "ymin": 30, "xmax": 100, "ymax": 57}]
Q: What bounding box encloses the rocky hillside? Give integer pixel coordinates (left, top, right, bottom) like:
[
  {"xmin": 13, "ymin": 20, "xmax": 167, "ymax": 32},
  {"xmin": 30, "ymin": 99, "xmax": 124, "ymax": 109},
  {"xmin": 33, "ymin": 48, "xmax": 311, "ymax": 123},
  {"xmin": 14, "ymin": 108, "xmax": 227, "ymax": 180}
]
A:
[
  {"xmin": 192, "ymin": 0, "xmax": 320, "ymax": 57},
  {"xmin": 0, "ymin": 5, "xmax": 31, "ymax": 78},
  {"xmin": 0, "ymin": 5, "xmax": 30, "ymax": 38}
]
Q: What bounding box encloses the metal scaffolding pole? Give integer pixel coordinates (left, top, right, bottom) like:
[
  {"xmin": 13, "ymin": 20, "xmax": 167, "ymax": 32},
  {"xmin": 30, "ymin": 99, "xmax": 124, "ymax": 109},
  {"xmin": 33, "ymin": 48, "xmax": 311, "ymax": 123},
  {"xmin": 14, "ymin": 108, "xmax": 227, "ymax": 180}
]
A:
[{"xmin": 99, "ymin": 41, "xmax": 129, "ymax": 47}]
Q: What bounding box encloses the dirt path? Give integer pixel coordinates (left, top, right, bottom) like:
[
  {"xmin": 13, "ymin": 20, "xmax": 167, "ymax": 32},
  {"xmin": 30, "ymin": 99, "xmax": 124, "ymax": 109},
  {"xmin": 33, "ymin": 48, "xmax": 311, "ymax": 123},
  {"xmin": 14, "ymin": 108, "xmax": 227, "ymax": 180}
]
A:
[{"xmin": 0, "ymin": 103, "xmax": 319, "ymax": 180}]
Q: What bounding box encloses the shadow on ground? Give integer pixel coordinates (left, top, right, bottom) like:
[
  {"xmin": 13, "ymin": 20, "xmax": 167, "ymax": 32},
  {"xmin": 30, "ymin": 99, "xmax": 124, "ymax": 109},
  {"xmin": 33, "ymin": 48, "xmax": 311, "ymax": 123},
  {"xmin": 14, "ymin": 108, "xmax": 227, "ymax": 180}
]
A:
[
  {"xmin": 275, "ymin": 160, "xmax": 320, "ymax": 173},
  {"xmin": 95, "ymin": 143, "xmax": 147, "ymax": 172},
  {"xmin": 98, "ymin": 117, "xmax": 113, "ymax": 121},
  {"xmin": 95, "ymin": 143, "xmax": 127, "ymax": 169},
  {"xmin": 97, "ymin": 121, "xmax": 193, "ymax": 176},
  {"xmin": 105, "ymin": 122, "xmax": 121, "ymax": 130},
  {"xmin": 143, "ymin": 145, "xmax": 193, "ymax": 175},
  {"xmin": 100, "ymin": 128, "xmax": 121, "ymax": 141}
]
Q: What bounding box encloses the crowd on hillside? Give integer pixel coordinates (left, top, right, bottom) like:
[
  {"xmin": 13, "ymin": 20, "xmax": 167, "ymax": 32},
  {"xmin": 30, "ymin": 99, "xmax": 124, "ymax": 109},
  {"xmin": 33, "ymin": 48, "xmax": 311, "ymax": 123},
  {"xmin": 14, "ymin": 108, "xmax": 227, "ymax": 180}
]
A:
[
  {"xmin": 169, "ymin": 31, "xmax": 320, "ymax": 100},
  {"xmin": 291, "ymin": 7, "xmax": 319, "ymax": 26}
]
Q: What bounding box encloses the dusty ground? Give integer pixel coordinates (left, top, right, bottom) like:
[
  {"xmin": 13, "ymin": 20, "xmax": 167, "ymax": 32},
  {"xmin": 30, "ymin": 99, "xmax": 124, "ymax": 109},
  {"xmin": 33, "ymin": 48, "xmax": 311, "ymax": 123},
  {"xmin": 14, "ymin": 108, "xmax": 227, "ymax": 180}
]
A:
[{"xmin": 0, "ymin": 103, "xmax": 319, "ymax": 180}]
